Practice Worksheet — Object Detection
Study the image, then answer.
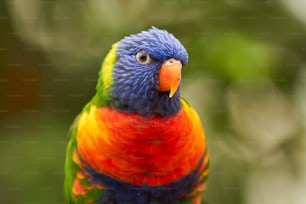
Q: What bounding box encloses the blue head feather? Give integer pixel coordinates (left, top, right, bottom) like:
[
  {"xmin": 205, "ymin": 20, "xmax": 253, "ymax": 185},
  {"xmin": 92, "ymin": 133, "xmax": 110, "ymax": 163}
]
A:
[{"xmin": 109, "ymin": 27, "xmax": 188, "ymax": 117}]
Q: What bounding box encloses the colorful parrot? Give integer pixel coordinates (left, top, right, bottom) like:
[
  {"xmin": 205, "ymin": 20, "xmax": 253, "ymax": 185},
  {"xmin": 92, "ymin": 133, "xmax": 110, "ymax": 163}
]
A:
[{"xmin": 64, "ymin": 27, "xmax": 209, "ymax": 204}]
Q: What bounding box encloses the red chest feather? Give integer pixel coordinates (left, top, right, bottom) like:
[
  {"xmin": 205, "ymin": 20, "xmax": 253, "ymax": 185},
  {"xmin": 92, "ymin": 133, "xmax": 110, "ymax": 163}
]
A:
[{"xmin": 76, "ymin": 102, "xmax": 206, "ymax": 186}]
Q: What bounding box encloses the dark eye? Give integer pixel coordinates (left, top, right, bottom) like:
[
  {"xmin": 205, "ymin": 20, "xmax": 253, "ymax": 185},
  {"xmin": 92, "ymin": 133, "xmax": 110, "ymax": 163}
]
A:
[{"xmin": 136, "ymin": 51, "xmax": 153, "ymax": 64}]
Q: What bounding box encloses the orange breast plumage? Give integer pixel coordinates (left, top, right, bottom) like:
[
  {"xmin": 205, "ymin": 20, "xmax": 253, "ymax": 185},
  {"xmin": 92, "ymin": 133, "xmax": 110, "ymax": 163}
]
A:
[{"xmin": 76, "ymin": 99, "xmax": 207, "ymax": 186}]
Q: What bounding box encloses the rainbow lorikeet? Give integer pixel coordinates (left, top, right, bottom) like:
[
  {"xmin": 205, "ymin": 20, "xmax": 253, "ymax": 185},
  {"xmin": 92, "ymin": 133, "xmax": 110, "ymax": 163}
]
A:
[{"xmin": 64, "ymin": 27, "xmax": 209, "ymax": 204}]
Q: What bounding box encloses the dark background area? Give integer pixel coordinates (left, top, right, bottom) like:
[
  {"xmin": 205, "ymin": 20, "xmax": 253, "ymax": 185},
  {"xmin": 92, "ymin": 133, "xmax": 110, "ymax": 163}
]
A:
[{"xmin": 1, "ymin": 0, "xmax": 306, "ymax": 203}]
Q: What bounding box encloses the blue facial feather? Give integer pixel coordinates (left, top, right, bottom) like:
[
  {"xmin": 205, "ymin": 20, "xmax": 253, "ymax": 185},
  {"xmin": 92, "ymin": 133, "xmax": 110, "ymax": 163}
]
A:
[{"xmin": 109, "ymin": 27, "xmax": 188, "ymax": 117}]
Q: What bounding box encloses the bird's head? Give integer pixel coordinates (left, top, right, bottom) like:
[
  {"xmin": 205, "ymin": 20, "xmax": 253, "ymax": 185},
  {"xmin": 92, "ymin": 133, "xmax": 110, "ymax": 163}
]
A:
[{"xmin": 95, "ymin": 27, "xmax": 188, "ymax": 117}]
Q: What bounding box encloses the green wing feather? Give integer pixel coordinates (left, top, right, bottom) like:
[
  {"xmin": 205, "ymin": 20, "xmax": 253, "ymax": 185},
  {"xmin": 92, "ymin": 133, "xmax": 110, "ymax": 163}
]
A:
[
  {"xmin": 64, "ymin": 115, "xmax": 81, "ymax": 204},
  {"xmin": 64, "ymin": 113, "xmax": 105, "ymax": 204}
]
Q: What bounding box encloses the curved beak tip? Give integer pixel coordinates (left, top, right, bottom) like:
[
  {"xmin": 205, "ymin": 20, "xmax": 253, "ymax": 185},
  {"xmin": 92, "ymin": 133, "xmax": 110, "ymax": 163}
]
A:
[{"xmin": 169, "ymin": 85, "xmax": 178, "ymax": 98}]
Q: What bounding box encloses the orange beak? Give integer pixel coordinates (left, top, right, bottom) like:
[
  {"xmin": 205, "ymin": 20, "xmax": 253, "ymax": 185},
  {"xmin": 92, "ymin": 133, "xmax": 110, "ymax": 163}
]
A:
[{"xmin": 158, "ymin": 58, "xmax": 182, "ymax": 98}]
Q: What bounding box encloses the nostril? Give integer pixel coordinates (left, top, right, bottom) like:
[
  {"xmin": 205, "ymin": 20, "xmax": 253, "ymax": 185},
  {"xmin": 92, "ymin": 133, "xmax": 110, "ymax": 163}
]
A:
[{"xmin": 164, "ymin": 58, "xmax": 180, "ymax": 66}]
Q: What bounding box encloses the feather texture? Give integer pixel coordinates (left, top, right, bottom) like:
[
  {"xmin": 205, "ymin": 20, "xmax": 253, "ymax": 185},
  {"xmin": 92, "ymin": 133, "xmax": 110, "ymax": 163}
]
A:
[{"xmin": 64, "ymin": 27, "xmax": 209, "ymax": 204}]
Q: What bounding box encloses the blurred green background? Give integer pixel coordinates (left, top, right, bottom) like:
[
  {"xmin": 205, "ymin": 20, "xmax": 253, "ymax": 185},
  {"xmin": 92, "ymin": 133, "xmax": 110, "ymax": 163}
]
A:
[{"xmin": 1, "ymin": 0, "xmax": 306, "ymax": 203}]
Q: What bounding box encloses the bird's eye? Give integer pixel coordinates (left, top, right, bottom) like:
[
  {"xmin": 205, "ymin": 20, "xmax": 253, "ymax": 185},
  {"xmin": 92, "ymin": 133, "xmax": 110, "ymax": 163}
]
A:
[{"xmin": 136, "ymin": 51, "xmax": 153, "ymax": 64}]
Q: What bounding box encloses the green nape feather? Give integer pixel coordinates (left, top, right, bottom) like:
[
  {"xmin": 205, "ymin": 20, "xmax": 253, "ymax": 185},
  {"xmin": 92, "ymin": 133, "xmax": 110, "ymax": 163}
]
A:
[
  {"xmin": 94, "ymin": 43, "xmax": 118, "ymax": 108},
  {"xmin": 76, "ymin": 43, "xmax": 118, "ymax": 114}
]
